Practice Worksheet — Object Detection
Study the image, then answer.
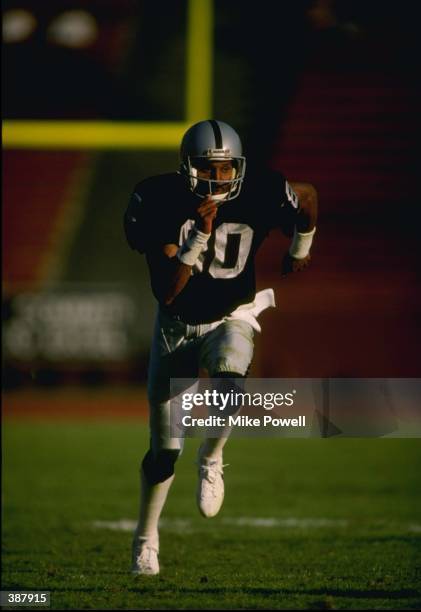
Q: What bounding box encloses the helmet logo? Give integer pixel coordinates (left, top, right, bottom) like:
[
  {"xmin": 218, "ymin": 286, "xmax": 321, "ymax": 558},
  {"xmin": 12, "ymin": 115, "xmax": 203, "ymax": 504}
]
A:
[{"xmin": 204, "ymin": 148, "xmax": 231, "ymax": 157}]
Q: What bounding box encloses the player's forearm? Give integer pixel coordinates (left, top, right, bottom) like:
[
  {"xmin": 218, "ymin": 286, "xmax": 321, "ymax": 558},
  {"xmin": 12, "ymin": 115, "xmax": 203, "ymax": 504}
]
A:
[
  {"xmin": 160, "ymin": 259, "xmax": 192, "ymax": 305},
  {"xmin": 161, "ymin": 226, "xmax": 210, "ymax": 304},
  {"xmin": 147, "ymin": 250, "xmax": 192, "ymax": 306},
  {"xmin": 296, "ymin": 185, "xmax": 318, "ymax": 232},
  {"xmin": 287, "ymin": 185, "xmax": 318, "ymax": 262}
]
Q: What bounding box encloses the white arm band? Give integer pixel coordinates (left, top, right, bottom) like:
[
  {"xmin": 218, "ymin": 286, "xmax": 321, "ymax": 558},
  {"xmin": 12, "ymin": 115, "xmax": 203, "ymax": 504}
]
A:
[
  {"xmin": 289, "ymin": 226, "xmax": 316, "ymax": 259},
  {"xmin": 176, "ymin": 227, "xmax": 210, "ymax": 266}
]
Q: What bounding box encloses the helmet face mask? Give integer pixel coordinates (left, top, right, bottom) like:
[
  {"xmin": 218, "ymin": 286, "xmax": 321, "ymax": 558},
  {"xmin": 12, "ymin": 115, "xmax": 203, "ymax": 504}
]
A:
[
  {"xmin": 180, "ymin": 120, "xmax": 246, "ymax": 202},
  {"xmin": 184, "ymin": 155, "xmax": 246, "ymax": 202}
]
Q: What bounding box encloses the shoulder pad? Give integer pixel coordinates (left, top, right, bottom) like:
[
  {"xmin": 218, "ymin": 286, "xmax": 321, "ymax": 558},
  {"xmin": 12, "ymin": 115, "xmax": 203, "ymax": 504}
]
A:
[{"xmin": 123, "ymin": 173, "xmax": 184, "ymax": 253}]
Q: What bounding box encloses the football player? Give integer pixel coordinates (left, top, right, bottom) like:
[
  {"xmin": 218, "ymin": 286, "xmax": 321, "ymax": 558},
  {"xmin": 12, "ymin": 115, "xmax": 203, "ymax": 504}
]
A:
[{"xmin": 124, "ymin": 119, "xmax": 318, "ymax": 575}]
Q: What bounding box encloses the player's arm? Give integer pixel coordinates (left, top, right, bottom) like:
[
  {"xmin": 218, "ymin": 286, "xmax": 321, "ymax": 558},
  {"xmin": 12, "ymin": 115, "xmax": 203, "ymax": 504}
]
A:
[
  {"xmin": 146, "ymin": 197, "xmax": 218, "ymax": 305},
  {"xmin": 146, "ymin": 245, "xmax": 192, "ymax": 306},
  {"xmin": 290, "ymin": 182, "xmax": 318, "ymax": 233},
  {"xmin": 282, "ymin": 182, "xmax": 318, "ymax": 276}
]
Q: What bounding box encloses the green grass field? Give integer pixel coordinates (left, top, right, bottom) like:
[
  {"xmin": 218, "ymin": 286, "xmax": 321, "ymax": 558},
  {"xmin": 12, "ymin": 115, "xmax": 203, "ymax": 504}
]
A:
[{"xmin": 2, "ymin": 419, "xmax": 421, "ymax": 610}]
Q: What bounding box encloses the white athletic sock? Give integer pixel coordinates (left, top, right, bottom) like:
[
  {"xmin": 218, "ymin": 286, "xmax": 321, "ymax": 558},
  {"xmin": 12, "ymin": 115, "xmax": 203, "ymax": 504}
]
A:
[
  {"xmin": 133, "ymin": 468, "xmax": 175, "ymax": 552},
  {"xmin": 199, "ymin": 437, "xmax": 228, "ymax": 462},
  {"xmin": 200, "ymin": 403, "xmax": 244, "ymax": 461}
]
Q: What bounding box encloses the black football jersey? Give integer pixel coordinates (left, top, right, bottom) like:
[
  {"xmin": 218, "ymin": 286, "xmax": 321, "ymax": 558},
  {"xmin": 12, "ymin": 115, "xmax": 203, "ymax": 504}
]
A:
[{"xmin": 124, "ymin": 168, "xmax": 300, "ymax": 324}]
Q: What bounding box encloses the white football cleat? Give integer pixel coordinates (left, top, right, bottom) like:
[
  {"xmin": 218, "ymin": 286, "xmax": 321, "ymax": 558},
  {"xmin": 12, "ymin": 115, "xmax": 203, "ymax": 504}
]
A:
[
  {"xmin": 131, "ymin": 540, "xmax": 159, "ymax": 576},
  {"xmin": 197, "ymin": 453, "xmax": 228, "ymax": 518}
]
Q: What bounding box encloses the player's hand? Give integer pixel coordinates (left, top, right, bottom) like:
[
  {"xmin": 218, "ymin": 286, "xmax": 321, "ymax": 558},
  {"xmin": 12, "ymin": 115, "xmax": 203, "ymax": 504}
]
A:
[
  {"xmin": 281, "ymin": 253, "xmax": 311, "ymax": 276},
  {"xmin": 196, "ymin": 196, "xmax": 218, "ymax": 234}
]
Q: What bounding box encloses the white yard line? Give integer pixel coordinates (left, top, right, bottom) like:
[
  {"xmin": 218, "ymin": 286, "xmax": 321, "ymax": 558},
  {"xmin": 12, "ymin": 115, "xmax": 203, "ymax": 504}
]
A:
[
  {"xmin": 91, "ymin": 517, "xmax": 421, "ymax": 533},
  {"xmin": 91, "ymin": 517, "xmax": 349, "ymax": 532},
  {"xmin": 222, "ymin": 517, "xmax": 349, "ymax": 528}
]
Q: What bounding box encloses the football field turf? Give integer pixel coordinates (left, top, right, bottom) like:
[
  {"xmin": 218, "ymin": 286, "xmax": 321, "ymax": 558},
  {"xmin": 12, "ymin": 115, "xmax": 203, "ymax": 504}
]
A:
[{"xmin": 2, "ymin": 416, "xmax": 421, "ymax": 610}]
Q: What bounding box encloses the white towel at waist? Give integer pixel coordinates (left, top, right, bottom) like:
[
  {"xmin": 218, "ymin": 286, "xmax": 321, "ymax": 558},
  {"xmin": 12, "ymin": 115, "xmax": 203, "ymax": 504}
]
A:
[{"xmin": 224, "ymin": 288, "xmax": 276, "ymax": 333}]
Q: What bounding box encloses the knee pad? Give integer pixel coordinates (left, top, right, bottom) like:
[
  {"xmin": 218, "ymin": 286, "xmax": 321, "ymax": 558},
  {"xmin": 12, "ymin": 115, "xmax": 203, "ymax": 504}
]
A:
[
  {"xmin": 142, "ymin": 448, "xmax": 181, "ymax": 484},
  {"xmin": 211, "ymin": 372, "xmax": 246, "ymax": 416}
]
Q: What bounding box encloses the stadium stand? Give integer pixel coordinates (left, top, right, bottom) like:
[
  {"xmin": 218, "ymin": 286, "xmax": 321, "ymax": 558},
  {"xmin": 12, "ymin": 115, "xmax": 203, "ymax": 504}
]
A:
[{"xmin": 3, "ymin": 151, "xmax": 88, "ymax": 290}]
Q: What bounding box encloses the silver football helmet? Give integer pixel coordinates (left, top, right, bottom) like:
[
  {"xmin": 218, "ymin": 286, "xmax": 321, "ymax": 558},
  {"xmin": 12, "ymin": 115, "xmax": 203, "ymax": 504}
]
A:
[{"xmin": 180, "ymin": 119, "xmax": 246, "ymax": 201}]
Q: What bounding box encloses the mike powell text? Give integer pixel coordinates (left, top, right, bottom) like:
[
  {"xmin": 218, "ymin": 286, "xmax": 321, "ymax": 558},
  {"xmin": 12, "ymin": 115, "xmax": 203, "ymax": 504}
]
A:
[{"xmin": 181, "ymin": 415, "xmax": 306, "ymax": 428}]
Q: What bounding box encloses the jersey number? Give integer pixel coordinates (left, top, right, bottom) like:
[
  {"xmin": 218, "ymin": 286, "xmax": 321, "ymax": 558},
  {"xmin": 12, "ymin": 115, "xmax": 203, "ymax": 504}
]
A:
[{"xmin": 180, "ymin": 222, "xmax": 254, "ymax": 279}]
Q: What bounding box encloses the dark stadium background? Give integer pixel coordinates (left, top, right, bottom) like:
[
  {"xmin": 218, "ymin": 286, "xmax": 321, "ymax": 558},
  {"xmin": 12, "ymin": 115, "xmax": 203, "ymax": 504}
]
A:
[{"xmin": 2, "ymin": 2, "xmax": 421, "ymax": 610}]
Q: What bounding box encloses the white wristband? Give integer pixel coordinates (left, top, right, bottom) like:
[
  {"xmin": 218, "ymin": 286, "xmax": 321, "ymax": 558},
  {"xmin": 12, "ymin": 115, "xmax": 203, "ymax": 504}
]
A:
[
  {"xmin": 176, "ymin": 227, "xmax": 210, "ymax": 266},
  {"xmin": 289, "ymin": 227, "xmax": 316, "ymax": 259}
]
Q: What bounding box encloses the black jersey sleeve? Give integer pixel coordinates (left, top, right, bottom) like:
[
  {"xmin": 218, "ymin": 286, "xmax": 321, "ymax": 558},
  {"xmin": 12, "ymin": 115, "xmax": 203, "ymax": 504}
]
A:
[
  {"xmin": 124, "ymin": 189, "xmax": 147, "ymax": 252},
  {"xmin": 266, "ymin": 171, "xmax": 301, "ymax": 237},
  {"xmin": 123, "ymin": 175, "xmax": 182, "ymax": 254}
]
